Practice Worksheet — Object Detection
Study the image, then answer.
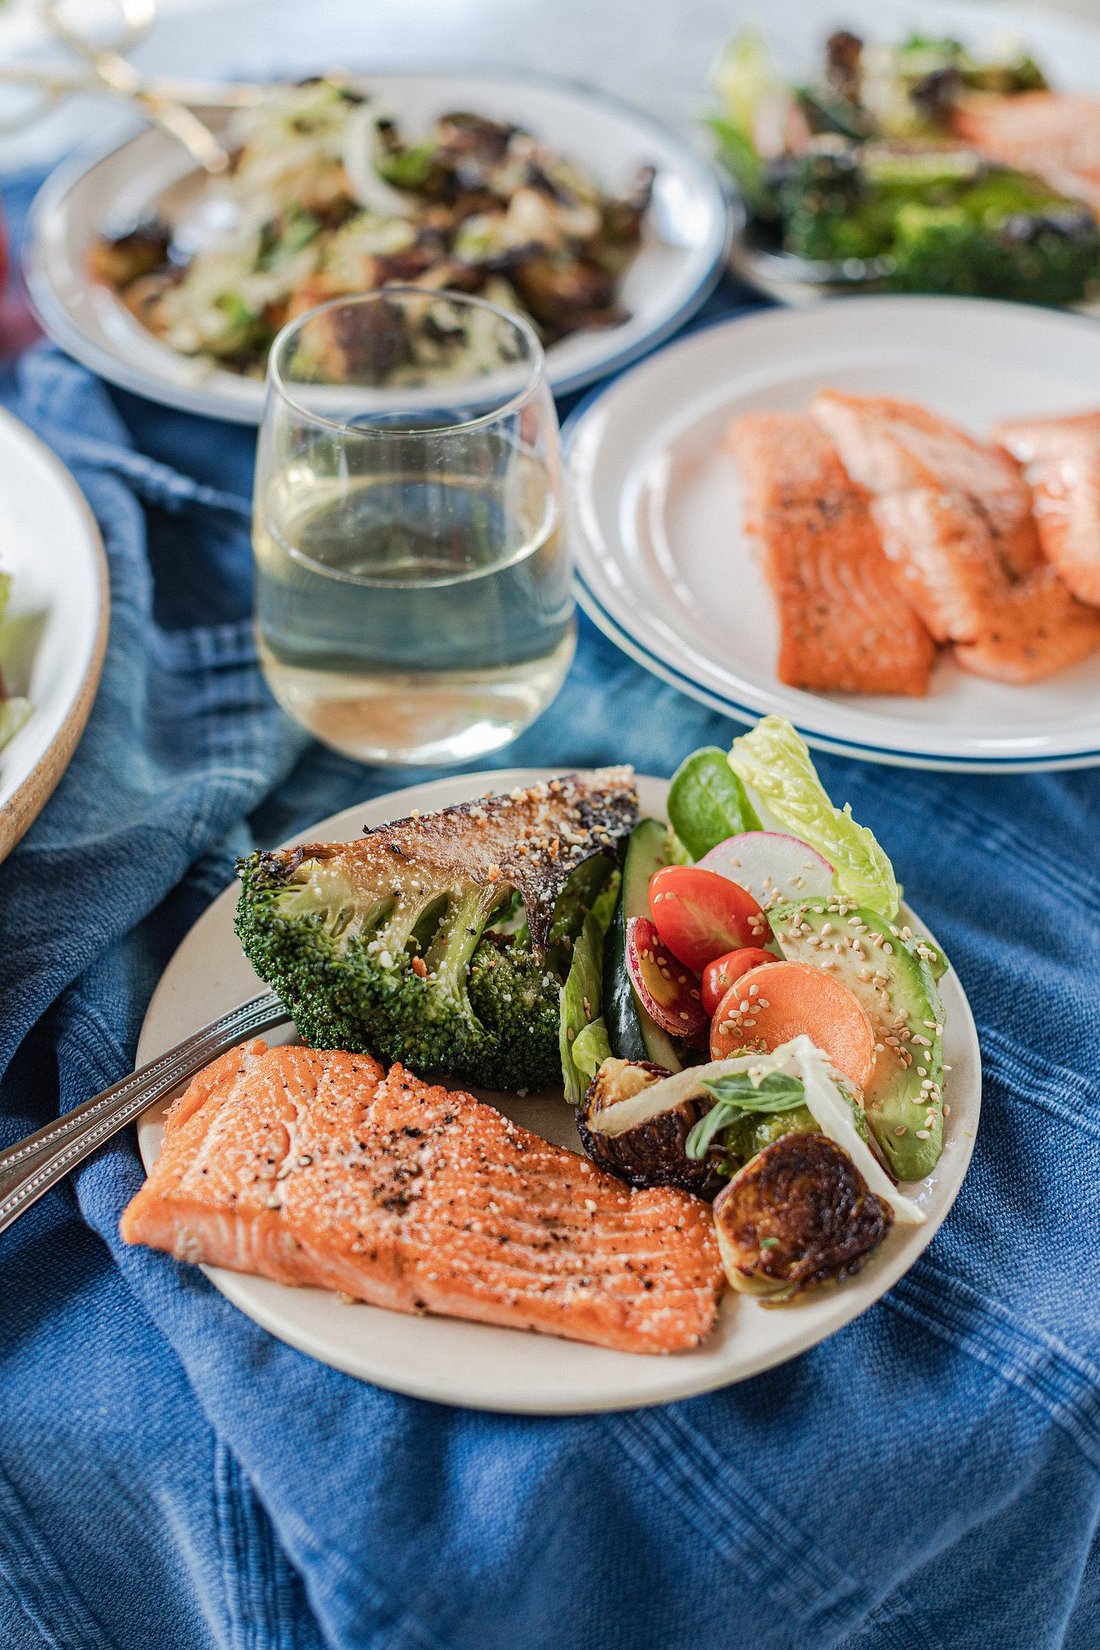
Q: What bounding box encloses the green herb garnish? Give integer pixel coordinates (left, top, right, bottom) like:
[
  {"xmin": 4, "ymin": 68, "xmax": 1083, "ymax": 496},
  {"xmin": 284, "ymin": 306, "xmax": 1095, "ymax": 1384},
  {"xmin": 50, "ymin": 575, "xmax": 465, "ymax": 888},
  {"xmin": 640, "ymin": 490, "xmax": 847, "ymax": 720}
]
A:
[{"xmin": 684, "ymin": 1071, "xmax": 806, "ymax": 1160}]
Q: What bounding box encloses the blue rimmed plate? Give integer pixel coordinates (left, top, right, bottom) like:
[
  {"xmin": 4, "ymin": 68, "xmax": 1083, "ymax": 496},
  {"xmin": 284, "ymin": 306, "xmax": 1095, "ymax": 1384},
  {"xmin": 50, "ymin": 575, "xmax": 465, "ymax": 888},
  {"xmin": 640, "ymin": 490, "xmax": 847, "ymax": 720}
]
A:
[
  {"xmin": 565, "ymin": 296, "xmax": 1100, "ymax": 773},
  {"xmin": 26, "ymin": 67, "xmax": 729, "ymax": 422}
]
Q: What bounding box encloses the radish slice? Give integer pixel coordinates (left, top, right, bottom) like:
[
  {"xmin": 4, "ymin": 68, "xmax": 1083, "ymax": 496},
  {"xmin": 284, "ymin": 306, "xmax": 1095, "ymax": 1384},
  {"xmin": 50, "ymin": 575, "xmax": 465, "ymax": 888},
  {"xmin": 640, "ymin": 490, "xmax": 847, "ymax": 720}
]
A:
[
  {"xmin": 625, "ymin": 917, "xmax": 707, "ymax": 1039},
  {"xmin": 700, "ymin": 832, "xmax": 833, "ymax": 909}
]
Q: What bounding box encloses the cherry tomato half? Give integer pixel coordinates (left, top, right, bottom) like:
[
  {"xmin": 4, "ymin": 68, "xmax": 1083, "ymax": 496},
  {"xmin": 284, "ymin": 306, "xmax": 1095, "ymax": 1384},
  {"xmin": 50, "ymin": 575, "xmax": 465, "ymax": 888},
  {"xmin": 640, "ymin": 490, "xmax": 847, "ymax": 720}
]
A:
[
  {"xmin": 648, "ymin": 865, "xmax": 767, "ymax": 974},
  {"xmin": 701, "ymin": 947, "xmax": 776, "ymax": 1017}
]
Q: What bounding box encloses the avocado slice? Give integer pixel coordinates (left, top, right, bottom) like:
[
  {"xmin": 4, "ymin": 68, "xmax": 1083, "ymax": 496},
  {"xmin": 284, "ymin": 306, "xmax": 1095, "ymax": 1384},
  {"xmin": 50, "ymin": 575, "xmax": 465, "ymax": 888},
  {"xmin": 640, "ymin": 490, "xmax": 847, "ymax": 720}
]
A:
[{"xmin": 768, "ymin": 895, "xmax": 945, "ymax": 1181}]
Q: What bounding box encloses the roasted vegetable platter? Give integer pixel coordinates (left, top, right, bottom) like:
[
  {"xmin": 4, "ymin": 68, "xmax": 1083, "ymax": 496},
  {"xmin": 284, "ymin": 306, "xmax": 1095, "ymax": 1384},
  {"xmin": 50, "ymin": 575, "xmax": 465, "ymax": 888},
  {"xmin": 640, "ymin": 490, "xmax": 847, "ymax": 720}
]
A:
[
  {"xmin": 129, "ymin": 719, "xmax": 980, "ymax": 1411},
  {"xmin": 26, "ymin": 67, "xmax": 728, "ymax": 421}
]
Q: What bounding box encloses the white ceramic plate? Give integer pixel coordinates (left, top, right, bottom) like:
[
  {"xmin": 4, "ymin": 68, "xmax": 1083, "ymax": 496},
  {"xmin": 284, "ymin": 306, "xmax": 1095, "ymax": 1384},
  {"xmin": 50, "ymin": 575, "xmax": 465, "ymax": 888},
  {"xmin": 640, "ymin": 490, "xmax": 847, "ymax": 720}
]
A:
[
  {"xmin": 0, "ymin": 408, "xmax": 108, "ymax": 861},
  {"xmin": 567, "ymin": 295, "xmax": 1100, "ymax": 773},
  {"xmin": 135, "ymin": 768, "xmax": 980, "ymax": 1414},
  {"xmin": 25, "ymin": 69, "xmax": 728, "ymax": 422}
]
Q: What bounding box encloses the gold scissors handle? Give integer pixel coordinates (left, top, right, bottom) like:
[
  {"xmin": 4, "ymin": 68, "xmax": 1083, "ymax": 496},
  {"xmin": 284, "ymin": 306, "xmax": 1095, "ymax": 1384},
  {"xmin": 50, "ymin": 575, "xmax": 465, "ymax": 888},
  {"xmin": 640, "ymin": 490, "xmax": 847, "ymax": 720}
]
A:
[{"xmin": 4, "ymin": 0, "xmax": 234, "ymax": 174}]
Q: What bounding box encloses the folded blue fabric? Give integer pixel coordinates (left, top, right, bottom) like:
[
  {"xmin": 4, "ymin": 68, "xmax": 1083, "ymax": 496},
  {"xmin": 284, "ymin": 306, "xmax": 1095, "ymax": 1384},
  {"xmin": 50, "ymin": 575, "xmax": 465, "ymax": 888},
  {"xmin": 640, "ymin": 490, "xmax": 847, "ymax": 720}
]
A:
[{"xmin": 0, "ymin": 189, "xmax": 1098, "ymax": 1650}]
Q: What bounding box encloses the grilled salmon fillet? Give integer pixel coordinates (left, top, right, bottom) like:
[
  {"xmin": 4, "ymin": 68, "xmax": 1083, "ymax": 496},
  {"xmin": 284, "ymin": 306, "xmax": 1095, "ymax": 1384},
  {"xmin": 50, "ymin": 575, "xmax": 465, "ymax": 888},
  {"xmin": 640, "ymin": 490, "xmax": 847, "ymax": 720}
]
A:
[
  {"xmin": 120, "ymin": 1041, "xmax": 724, "ymax": 1355},
  {"xmin": 727, "ymin": 413, "xmax": 935, "ymax": 696},
  {"xmin": 812, "ymin": 391, "xmax": 1100, "ymax": 683},
  {"xmin": 995, "ymin": 412, "xmax": 1100, "ymax": 608},
  {"xmin": 952, "ymin": 93, "xmax": 1100, "ymax": 213}
]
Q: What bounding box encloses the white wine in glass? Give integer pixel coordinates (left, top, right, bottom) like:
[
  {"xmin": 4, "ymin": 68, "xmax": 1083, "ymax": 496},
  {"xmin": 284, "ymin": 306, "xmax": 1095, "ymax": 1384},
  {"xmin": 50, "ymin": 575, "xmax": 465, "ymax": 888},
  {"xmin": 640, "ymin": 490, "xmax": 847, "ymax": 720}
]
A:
[{"xmin": 253, "ymin": 289, "xmax": 575, "ymax": 766}]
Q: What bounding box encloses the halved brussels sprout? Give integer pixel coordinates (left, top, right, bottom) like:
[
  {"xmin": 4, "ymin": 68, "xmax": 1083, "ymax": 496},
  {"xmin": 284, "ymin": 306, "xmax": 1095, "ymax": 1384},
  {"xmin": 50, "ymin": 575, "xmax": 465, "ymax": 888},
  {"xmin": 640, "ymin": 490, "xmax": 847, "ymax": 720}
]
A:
[
  {"xmin": 577, "ymin": 1058, "xmax": 724, "ymax": 1198},
  {"xmin": 713, "ymin": 1131, "xmax": 893, "ymax": 1298}
]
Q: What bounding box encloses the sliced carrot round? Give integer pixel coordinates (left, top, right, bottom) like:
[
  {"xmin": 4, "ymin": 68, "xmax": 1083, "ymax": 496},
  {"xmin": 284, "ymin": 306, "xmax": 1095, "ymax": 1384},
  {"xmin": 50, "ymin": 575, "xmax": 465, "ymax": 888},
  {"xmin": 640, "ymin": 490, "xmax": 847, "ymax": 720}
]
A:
[{"xmin": 709, "ymin": 960, "xmax": 876, "ymax": 1094}]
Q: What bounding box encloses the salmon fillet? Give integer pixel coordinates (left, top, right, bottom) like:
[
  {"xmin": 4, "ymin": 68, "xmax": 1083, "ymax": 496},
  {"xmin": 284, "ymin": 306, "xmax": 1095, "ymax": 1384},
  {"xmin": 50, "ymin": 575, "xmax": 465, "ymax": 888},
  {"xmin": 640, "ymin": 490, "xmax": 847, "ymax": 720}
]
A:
[
  {"xmin": 952, "ymin": 93, "xmax": 1100, "ymax": 213},
  {"xmin": 812, "ymin": 391, "xmax": 1100, "ymax": 683},
  {"xmin": 120, "ymin": 1040, "xmax": 724, "ymax": 1355},
  {"xmin": 727, "ymin": 413, "xmax": 935, "ymax": 696},
  {"xmin": 995, "ymin": 412, "xmax": 1100, "ymax": 607}
]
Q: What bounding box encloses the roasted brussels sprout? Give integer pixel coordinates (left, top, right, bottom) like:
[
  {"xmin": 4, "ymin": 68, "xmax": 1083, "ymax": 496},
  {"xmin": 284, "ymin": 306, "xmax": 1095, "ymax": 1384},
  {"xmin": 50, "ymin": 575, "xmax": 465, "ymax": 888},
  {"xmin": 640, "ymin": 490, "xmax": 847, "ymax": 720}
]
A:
[
  {"xmin": 88, "ymin": 219, "xmax": 172, "ymax": 288},
  {"xmin": 713, "ymin": 1132, "xmax": 893, "ymax": 1299},
  {"xmin": 577, "ymin": 1058, "xmax": 724, "ymax": 1197}
]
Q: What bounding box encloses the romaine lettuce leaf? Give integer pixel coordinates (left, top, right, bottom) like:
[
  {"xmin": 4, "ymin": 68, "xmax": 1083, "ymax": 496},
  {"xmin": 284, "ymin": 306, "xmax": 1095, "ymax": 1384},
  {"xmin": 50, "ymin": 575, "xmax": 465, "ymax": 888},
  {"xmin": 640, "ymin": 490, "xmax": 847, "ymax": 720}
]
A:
[
  {"xmin": 728, "ymin": 717, "xmax": 900, "ymax": 918},
  {"xmin": 0, "ymin": 697, "xmax": 32, "ymax": 752},
  {"xmin": 559, "ymin": 874, "xmax": 620, "ymax": 1105},
  {"xmin": 0, "ymin": 573, "xmax": 31, "ymax": 754}
]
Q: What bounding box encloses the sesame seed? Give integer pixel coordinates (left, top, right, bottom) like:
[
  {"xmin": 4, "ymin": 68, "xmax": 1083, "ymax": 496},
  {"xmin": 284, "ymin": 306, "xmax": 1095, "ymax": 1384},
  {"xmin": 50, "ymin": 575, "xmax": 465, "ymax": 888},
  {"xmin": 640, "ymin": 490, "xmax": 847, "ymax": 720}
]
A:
[
  {"xmin": 893, "ymin": 1125, "xmax": 907, "ymax": 1136},
  {"xmin": 916, "ymin": 1129, "xmax": 930, "ymax": 1140}
]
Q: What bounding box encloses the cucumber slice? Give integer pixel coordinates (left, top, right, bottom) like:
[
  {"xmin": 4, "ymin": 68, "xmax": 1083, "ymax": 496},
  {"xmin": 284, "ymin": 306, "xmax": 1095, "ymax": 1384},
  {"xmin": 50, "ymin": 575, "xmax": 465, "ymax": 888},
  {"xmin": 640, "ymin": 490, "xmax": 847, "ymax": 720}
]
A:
[{"xmin": 604, "ymin": 819, "xmax": 683, "ymax": 1071}]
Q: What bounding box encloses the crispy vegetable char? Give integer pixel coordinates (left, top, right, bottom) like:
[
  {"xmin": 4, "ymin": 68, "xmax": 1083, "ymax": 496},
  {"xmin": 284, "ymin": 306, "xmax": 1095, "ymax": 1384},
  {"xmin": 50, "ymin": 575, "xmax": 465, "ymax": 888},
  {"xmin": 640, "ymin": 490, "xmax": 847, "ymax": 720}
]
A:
[
  {"xmin": 91, "ymin": 78, "xmax": 655, "ymax": 373},
  {"xmin": 236, "ymin": 769, "xmax": 638, "ymax": 1093},
  {"xmin": 713, "ymin": 1131, "xmax": 893, "ymax": 1298},
  {"xmin": 577, "ymin": 1058, "xmax": 724, "ymax": 1198}
]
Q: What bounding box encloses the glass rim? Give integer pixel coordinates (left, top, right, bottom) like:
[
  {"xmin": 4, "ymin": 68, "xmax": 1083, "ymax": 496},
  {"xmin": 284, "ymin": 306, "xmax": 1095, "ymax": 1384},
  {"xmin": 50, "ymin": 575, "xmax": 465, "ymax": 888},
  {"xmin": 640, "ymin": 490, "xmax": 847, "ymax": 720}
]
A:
[{"xmin": 266, "ymin": 286, "xmax": 547, "ymax": 437}]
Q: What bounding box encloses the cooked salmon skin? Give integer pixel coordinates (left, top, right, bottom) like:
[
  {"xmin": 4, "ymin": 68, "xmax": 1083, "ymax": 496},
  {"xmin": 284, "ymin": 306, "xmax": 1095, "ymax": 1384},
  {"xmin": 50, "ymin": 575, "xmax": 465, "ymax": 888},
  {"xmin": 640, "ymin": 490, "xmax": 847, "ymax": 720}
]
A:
[
  {"xmin": 995, "ymin": 412, "xmax": 1100, "ymax": 607},
  {"xmin": 120, "ymin": 1041, "xmax": 724, "ymax": 1355},
  {"xmin": 727, "ymin": 413, "xmax": 935, "ymax": 696},
  {"xmin": 812, "ymin": 391, "xmax": 1100, "ymax": 682}
]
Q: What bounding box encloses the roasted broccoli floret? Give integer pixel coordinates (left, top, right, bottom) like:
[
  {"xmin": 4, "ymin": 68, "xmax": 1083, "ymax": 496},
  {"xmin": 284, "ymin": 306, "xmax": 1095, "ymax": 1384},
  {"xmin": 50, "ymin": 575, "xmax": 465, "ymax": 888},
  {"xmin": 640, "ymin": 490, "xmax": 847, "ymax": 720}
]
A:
[
  {"xmin": 890, "ymin": 196, "xmax": 1100, "ymax": 305},
  {"xmin": 778, "ymin": 140, "xmax": 1100, "ymax": 303},
  {"xmin": 236, "ymin": 854, "xmax": 566, "ymax": 1091},
  {"xmin": 778, "ymin": 143, "xmax": 895, "ymax": 262},
  {"xmin": 235, "ymin": 769, "xmax": 638, "ymax": 1094}
]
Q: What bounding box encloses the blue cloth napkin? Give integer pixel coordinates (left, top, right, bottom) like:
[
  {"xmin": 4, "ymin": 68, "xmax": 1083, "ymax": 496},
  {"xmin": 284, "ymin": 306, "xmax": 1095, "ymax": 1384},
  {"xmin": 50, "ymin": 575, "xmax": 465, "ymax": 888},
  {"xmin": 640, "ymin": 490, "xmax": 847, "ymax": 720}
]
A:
[{"xmin": 1, "ymin": 170, "xmax": 1098, "ymax": 1650}]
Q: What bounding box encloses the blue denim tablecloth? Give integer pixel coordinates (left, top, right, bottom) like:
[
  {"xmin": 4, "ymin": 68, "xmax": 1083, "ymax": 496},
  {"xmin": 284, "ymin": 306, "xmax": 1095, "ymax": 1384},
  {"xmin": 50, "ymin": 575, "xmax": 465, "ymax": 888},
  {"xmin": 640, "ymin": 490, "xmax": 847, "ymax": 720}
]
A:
[{"xmin": 1, "ymin": 165, "xmax": 1098, "ymax": 1650}]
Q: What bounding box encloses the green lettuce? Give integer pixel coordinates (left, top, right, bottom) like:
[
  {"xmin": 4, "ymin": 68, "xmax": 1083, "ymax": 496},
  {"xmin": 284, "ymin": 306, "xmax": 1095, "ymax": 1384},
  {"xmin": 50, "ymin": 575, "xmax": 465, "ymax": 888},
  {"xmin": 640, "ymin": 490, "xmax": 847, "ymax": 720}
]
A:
[
  {"xmin": 728, "ymin": 717, "xmax": 900, "ymax": 918},
  {"xmin": 558, "ymin": 874, "xmax": 620, "ymax": 1105},
  {"xmin": 0, "ymin": 573, "xmax": 30, "ymax": 754}
]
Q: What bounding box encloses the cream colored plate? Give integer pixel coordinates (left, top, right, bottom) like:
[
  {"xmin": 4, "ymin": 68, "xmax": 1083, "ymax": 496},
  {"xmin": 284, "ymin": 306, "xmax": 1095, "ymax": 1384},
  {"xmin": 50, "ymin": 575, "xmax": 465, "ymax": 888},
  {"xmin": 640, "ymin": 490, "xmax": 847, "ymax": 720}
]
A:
[
  {"xmin": 0, "ymin": 408, "xmax": 108, "ymax": 861},
  {"xmin": 136, "ymin": 769, "xmax": 980, "ymax": 1413}
]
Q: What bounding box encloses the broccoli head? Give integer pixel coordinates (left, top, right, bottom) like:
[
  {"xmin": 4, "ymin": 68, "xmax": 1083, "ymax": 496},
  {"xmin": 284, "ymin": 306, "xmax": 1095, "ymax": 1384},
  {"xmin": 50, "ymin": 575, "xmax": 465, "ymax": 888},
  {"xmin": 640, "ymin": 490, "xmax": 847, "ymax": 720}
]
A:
[
  {"xmin": 235, "ymin": 769, "xmax": 638, "ymax": 1093},
  {"xmin": 890, "ymin": 197, "xmax": 1100, "ymax": 305}
]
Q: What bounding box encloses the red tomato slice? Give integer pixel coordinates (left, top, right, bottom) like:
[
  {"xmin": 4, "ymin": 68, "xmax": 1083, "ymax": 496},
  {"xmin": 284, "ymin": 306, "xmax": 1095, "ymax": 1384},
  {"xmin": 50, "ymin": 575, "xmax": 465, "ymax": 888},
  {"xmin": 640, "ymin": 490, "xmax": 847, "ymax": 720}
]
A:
[
  {"xmin": 701, "ymin": 947, "xmax": 776, "ymax": 1017},
  {"xmin": 648, "ymin": 866, "xmax": 767, "ymax": 973},
  {"xmin": 625, "ymin": 917, "xmax": 707, "ymax": 1038}
]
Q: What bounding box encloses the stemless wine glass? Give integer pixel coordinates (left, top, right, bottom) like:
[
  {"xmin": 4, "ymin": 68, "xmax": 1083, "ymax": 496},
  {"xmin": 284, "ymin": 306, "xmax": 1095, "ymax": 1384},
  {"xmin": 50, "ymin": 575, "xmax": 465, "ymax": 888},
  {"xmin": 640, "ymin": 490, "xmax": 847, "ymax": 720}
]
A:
[{"xmin": 253, "ymin": 288, "xmax": 576, "ymax": 766}]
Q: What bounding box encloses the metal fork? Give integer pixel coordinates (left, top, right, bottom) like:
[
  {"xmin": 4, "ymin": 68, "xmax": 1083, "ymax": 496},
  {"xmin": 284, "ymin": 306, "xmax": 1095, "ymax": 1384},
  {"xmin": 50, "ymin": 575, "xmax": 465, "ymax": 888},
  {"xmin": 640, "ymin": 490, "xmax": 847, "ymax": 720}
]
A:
[{"xmin": 0, "ymin": 990, "xmax": 288, "ymax": 1237}]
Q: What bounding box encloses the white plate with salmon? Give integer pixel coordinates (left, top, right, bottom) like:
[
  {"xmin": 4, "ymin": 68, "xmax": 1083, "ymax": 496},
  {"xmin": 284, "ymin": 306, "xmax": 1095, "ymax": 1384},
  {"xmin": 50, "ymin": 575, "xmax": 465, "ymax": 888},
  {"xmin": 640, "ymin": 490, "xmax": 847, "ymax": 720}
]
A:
[
  {"xmin": 566, "ymin": 295, "xmax": 1100, "ymax": 770},
  {"xmin": 126, "ymin": 729, "xmax": 980, "ymax": 1413}
]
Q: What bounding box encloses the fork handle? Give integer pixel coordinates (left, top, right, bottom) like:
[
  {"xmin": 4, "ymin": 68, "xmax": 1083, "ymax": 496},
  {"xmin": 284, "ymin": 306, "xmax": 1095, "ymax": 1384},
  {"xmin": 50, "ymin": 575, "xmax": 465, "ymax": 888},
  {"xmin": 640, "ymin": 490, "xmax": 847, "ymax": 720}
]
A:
[{"xmin": 0, "ymin": 990, "xmax": 288, "ymax": 1237}]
